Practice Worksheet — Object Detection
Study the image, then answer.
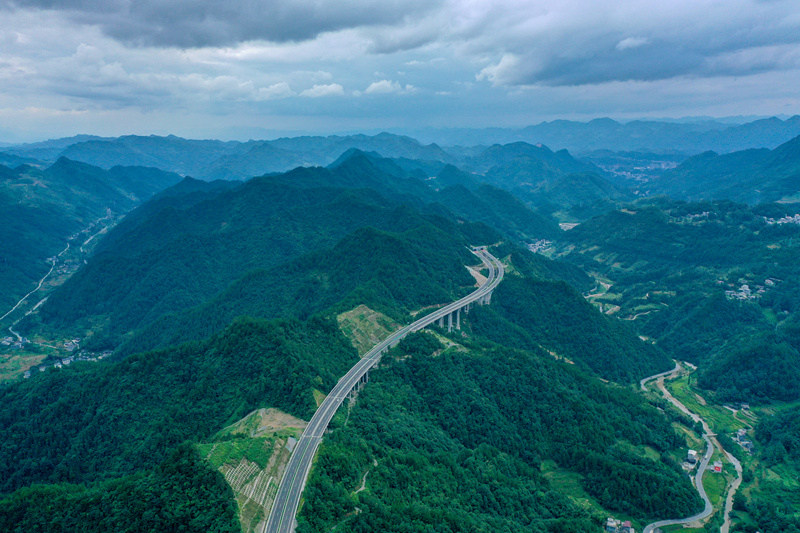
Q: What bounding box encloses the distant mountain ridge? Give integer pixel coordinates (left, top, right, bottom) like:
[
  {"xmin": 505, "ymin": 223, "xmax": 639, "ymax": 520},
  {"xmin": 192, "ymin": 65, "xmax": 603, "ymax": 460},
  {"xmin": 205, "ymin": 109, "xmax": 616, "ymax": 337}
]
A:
[
  {"xmin": 404, "ymin": 115, "xmax": 800, "ymax": 154},
  {"xmin": 647, "ymin": 134, "xmax": 800, "ymax": 203},
  {"xmin": 4, "ymin": 115, "xmax": 800, "ymax": 182},
  {"xmin": 1, "ymin": 132, "xmax": 452, "ymax": 181}
]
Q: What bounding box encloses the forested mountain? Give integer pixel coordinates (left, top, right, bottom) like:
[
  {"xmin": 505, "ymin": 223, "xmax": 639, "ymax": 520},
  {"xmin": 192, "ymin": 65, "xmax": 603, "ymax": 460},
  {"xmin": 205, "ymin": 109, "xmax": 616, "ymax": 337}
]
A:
[
  {"xmin": 522, "ymin": 171, "xmax": 633, "ymax": 220},
  {"xmin": 22, "ymin": 156, "xmax": 495, "ymax": 349},
  {"xmin": 0, "ymin": 134, "xmax": 703, "ymax": 531},
  {"xmin": 298, "ymin": 331, "xmax": 695, "ymax": 532},
  {"xmin": 435, "ymin": 184, "xmax": 562, "ymax": 239},
  {"xmin": 646, "ymin": 135, "xmax": 800, "ymax": 203},
  {"xmin": 115, "ymin": 222, "xmax": 483, "ymax": 356},
  {"xmin": 0, "ymin": 158, "xmax": 181, "ymax": 312},
  {"xmin": 1, "ymin": 133, "xmax": 638, "ymax": 225},
  {"xmin": 462, "ymin": 141, "xmax": 597, "ymax": 180},
  {"xmin": 450, "ymin": 142, "xmax": 631, "ymax": 221},
  {"xmin": 23, "ymin": 150, "xmax": 580, "ymax": 350},
  {"xmin": 5, "ymin": 119, "xmax": 800, "ymax": 532}
]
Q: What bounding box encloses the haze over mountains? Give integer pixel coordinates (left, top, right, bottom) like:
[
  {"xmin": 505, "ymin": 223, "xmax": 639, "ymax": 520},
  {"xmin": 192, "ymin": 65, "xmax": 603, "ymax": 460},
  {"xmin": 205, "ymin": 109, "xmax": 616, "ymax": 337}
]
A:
[{"xmin": 4, "ymin": 115, "xmax": 800, "ymax": 178}]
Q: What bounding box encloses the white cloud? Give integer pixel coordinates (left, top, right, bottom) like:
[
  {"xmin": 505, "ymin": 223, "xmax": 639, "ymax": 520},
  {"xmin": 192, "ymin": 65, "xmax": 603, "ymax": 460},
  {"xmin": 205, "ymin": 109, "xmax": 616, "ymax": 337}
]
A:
[
  {"xmin": 299, "ymin": 83, "xmax": 345, "ymax": 97},
  {"xmin": 255, "ymin": 82, "xmax": 295, "ymax": 100},
  {"xmin": 616, "ymin": 37, "xmax": 649, "ymax": 51},
  {"xmin": 364, "ymin": 79, "xmax": 417, "ymax": 94},
  {"xmin": 476, "ymin": 54, "xmax": 522, "ymax": 86}
]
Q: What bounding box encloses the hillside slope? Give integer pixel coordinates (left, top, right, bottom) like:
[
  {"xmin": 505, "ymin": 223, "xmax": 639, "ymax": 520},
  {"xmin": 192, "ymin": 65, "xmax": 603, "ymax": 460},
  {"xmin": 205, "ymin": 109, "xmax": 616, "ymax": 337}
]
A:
[
  {"xmin": 0, "ymin": 159, "xmax": 181, "ymax": 312},
  {"xmin": 647, "ymin": 135, "xmax": 800, "ymax": 203}
]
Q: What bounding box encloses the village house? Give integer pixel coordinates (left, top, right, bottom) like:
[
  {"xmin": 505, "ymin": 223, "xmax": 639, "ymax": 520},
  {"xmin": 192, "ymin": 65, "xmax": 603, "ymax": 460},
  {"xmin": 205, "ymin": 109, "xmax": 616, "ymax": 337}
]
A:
[{"xmin": 605, "ymin": 517, "xmax": 636, "ymax": 533}]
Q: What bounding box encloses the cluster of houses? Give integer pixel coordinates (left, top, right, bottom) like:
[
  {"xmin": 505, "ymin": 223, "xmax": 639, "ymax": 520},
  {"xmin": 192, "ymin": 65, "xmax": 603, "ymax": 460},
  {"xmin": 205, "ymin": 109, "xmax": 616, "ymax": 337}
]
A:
[
  {"xmin": 672, "ymin": 211, "xmax": 710, "ymax": 224},
  {"xmin": 23, "ymin": 350, "xmax": 113, "ymax": 379},
  {"xmin": 526, "ymin": 239, "xmax": 553, "ymax": 254},
  {"xmin": 605, "ymin": 517, "xmax": 635, "ymax": 533},
  {"xmin": 734, "ymin": 428, "xmax": 755, "ymax": 453},
  {"xmin": 687, "ymin": 449, "xmax": 724, "ymax": 473},
  {"xmin": 63, "ymin": 338, "xmax": 81, "ymax": 351},
  {"xmin": 1, "ymin": 335, "xmax": 29, "ymax": 350},
  {"xmin": 764, "ymin": 213, "xmax": 800, "ymax": 225},
  {"xmin": 724, "ymin": 278, "xmax": 778, "ymax": 301}
]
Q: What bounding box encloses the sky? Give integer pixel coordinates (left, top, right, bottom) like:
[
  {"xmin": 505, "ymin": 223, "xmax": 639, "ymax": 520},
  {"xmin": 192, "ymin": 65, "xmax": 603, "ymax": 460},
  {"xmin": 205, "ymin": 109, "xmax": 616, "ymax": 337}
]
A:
[{"xmin": 1, "ymin": 0, "xmax": 800, "ymax": 142}]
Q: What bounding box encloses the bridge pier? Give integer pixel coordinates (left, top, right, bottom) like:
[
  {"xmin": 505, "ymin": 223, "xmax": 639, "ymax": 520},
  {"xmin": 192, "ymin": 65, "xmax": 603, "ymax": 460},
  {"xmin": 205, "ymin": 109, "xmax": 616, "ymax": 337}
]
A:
[{"xmin": 348, "ymin": 372, "xmax": 370, "ymax": 399}]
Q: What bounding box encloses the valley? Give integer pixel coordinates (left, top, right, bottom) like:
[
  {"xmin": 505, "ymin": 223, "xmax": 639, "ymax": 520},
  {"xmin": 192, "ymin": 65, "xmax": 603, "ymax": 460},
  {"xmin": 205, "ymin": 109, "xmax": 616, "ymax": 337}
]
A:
[
  {"xmin": 0, "ymin": 213, "xmax": 124, "ymax": 383},
  {"xmin": 0, "ymin": 125, "xmax": 798, "ymax": 533}
]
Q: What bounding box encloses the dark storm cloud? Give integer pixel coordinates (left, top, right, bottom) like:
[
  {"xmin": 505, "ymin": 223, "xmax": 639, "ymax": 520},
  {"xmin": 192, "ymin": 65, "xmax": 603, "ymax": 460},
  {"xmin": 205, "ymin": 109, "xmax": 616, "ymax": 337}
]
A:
[{"xmin": 1, "ymin": 0, "xmax": 441, "ymax": 47}]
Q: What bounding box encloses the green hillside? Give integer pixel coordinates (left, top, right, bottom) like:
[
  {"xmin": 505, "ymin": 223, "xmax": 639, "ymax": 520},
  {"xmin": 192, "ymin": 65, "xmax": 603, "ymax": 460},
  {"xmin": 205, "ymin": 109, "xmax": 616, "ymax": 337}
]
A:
[
  {"xmin": 0, "ymin": 159, "xmax": 181, "ymax": 313},
  {"xmin": 43, "ymin": 133, "xmax": 453, "ymax": 180},
  {"xmin": 297, "ymin": 330, "xmax": 700, "ymax": 533},
  {"xmin": 556, "ymin": 199, "xmax": 800, "ymax": 401},
  {"xmin": 117, "ymin": 222, "xmax": 481, "ymax": 355},
  {"xmin": 461, "ymin": 243, "xmax": 668, "ymax": 382},
  {"xmin": 647, "ymin": 135, "xmax": 800, "ymax": 203},
  {"xmin": 23, "ymin": 151, "xmax": 572, "ymax": 349},
  {"xmin": 455, "ymin": 142, "xmax": 630, "ymax": 221},
  {"xmin": 0, "ymin": 445, "xmax": 240, "ymax": 533},
  {"xmin": 0, "ymin": 316, "xmax": 357, "ymax": 495}
]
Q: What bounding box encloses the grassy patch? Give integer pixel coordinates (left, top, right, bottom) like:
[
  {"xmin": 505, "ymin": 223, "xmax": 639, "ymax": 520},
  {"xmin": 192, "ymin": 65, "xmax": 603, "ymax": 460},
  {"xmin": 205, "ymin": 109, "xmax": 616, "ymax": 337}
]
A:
[
  {"xmin": 702, "ymin": 469, "xmax": 728, "ymax": 510},
  {"xmin": 198, "ymin": 408, "xmax": 306, "ymax": 533},
  {"xmin": 666, "ymin": 375, "xmax": 745, "ymax": 434},
  {"xmin": 0, "ymin": 349, "xmax": 50, "ymax": 383},
  {"xmin": 312, "ymin": 389, "xmax": 326, "ymax": 407},
  {"xmin": 337, "ymin": 304, "xmax": 398, "ymax": 356},
  {"xmin": 200, "ymin": 437, "xmax": 276, "ymax": 470},
  {"xmin": 541, "ymin": 459, "xmax": 639, "ymax": 528}
]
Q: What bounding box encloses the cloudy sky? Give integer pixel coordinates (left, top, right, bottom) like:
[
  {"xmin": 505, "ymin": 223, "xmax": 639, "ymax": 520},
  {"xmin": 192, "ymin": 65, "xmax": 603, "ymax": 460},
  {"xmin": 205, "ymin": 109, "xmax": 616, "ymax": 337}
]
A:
[{"xmin": 1, "ymin": 0, "xmax": 800, "ymax": 141}]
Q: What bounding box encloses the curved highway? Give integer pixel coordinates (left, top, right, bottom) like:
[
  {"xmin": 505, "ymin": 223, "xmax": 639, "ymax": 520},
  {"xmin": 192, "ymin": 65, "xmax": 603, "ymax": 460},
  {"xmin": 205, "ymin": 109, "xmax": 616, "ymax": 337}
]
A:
[{"xmin": 265, "ymin": 247, "xmax": 504, "ymax": 533}]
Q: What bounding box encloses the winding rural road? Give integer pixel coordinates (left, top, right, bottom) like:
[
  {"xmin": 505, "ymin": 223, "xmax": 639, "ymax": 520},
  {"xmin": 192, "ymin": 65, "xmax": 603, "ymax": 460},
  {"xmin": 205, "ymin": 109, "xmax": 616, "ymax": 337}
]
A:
[
  {"xmin": 264, "ymin": 247, "xmax": 504, "ymax": 533},
  {"xmin": 643, "ymin": 432, "xmax": 714, "ymax": 533},
  {"xmin": 641, "ymin": 363, "xmax": 743, "ymax": 533}
]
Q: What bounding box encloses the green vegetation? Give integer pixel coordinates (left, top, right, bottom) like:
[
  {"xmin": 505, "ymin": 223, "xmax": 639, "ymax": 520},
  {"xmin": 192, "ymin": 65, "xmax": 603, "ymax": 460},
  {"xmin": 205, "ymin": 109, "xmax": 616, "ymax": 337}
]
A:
[
  {"xmin": 0, "ymin": 158, "xmax": 180, "ymax": 312},
  {"xmin": 647, "ymin": 135, "xmax": 800, "ymax": 204},
  {"xmin": 24, "ymin": 156, "xmax": 496, "ymax": 351},
  {"xmin": 664, "ymin": 374, "xmax": 746, "ymax": 434},
  {"xmin": 337, "ymin": 305, "xmax": 399, "ymax": 355},
  {"xmin": 728, "ymin": 406, "xmax": 800, "ymax": 532},
  {"xmin": 698, "ymin": 335, "xmax": 800, "ymax": 403},
  {"xmin": 114, "ymin": 220, "xmax": 480, "ymax": 356},
  {"xmin": 197, "ymin": 408, "xmax": 307, "ymax": 533},
  {"xmin": 0, "ymin": 316, "xmax": 357, "ymax": 495},
  {"xmin": 465, "ymin": 246, "xmax": 670, "ymax": 382},
  {"xmin": 297, "ymin": 331, "xmax": 700, "ymax": 532},
  {"xmin": 0, "ymin": 444, "xmax": 240, "ymax": 533},
  {"xmin": 557, "ymin": 199, "xmax": 800, "ymax": 401}
]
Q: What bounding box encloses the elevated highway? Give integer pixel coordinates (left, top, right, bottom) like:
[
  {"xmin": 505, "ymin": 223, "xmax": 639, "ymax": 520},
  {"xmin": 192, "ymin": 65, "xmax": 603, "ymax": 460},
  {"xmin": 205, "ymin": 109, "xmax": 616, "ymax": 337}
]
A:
[{"xmin": 265, "ymin": 246, "xmax": 504, "ymax": 533}]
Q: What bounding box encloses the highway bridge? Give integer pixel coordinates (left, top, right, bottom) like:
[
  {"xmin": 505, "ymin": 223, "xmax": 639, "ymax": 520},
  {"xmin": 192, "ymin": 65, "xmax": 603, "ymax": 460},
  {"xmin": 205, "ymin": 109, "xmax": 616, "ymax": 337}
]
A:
[{"xmin": 264, "ymin": 246, "xmax": 504, "ymax": 533}]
